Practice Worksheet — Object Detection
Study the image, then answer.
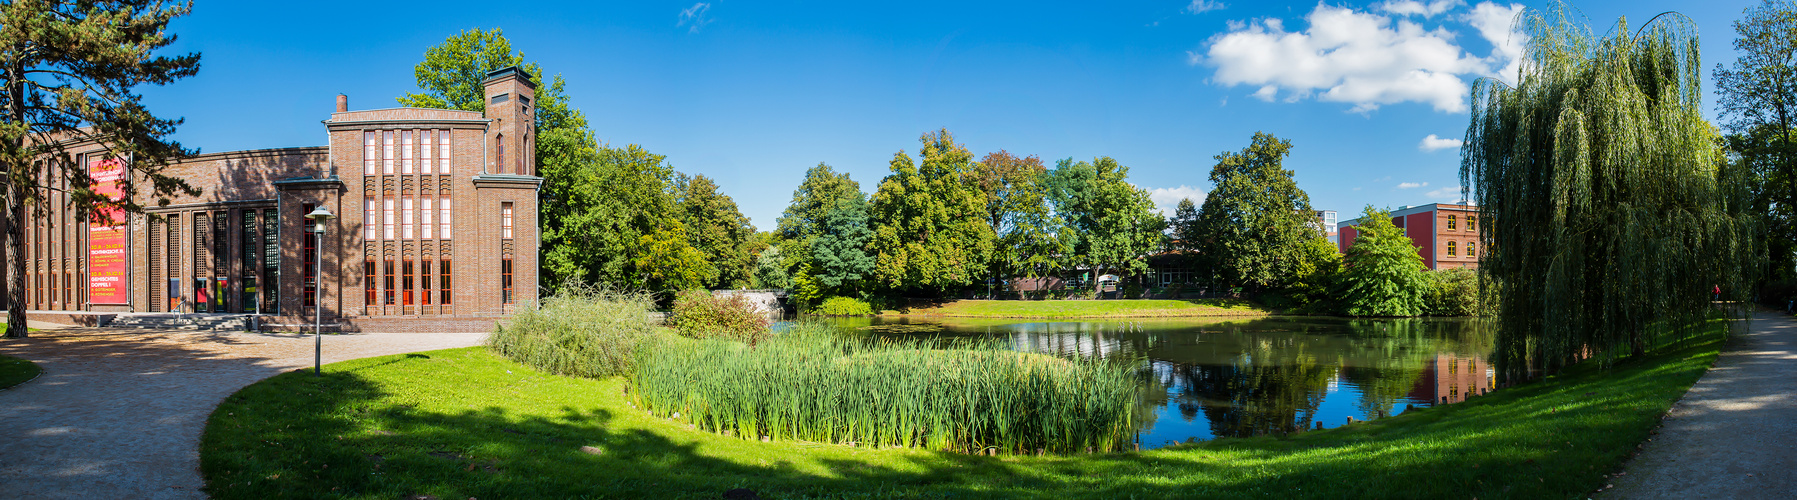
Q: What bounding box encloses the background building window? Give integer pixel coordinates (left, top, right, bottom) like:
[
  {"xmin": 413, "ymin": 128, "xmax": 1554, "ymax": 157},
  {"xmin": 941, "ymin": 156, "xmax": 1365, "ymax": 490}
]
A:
[
  {"xmin": 364, "ymin": 197, "xmax": 376, "ymax": 240},
  {"xmin": 262, "ymin": 208, "xmax": 280, "ymax": 314},
  {"xmin": 440, "ymin": 198, "xmax": 452, "ymax": 239},
  {"xmin": 440, "ymin": 259, "xmax": 452, "ymax": 305},
  {"xmin": 1447, "ymin": 241, "xmax": 1457, "ymax": 257},
  {"xmin": 365, "ymin": 260, "xmax": 376, "ymax": 306},
  {"xmin": 383, "ymin": 259, "xmax": 396, "ymax": 305},
  {"xmin": 402, "ymin": 197, "xmax": 415, "ymax": 239},
  {"xmin": 422, "ymin": 198, "xmax": 434, "ymax": 239},
  {"xmin": 438, "ymin": 129, "xmax": 451, "ymax": 174},
  {"xmin": 383, "ymin": 198, "xmax": 395, "ymax": 240},
  {"xmin": 1467, "ymin": 241, "xmax": 1476, "ymax": 256},
  {"xmin": 363, "ymin": 131, "xmax": 376, "ymax": 172},
  {"xmin": 1468, "ymin": 216, "xmax": 1477, "ymax": 231},
  {"xmin": 302, "ymin": 203, "xmax": 317, "ymax": 308},
  {"xmin": 495, "ymin": 134, "xmax": 505, "ymax": 174},
  {"xmin": 382, "ymin": 130, "xmax": 395, "ymax": 175},
  {"xmin": 420, "ymin": 129, "xmax": 433, "ymax": 175},
  {"xmin": 1447, "ymin": 215, "xmax": 1457, "ymax": 230},
  {"xmin": 401, "ymin": 130, "xmax": 414, "ymax": 174},
  {"xmin": 421, "ymin": 259, "xmax": 433, "ymax": 306}
]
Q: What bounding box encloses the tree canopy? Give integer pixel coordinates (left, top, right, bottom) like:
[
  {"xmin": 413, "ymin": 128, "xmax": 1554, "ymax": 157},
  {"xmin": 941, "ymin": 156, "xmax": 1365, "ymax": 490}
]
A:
[
  {"xmin": 869, "ymin": 130, "xmax": 995, "ymax": 292},
  {"xmin": 676, "ymin": 174, "xmax": 756, "ymax": 288},
  {"xmin": 1047, "ymin": 156, "xmax": 1163, "ymax": 292},
  {"xmin": 2, "ymin": 0, "xmax": 202, "ymax": 338},
  {"xmin": 1715, "ymin": 0, "xmax": 1797, "ymax": 281},
  {"xmin": 1337, "ymin": 207, "xmax": 1427, "ymax": 317},
  {"xmin": 1463, "ymin": 6, "xmax": 1758, "ymax": 380},
  {"xmin": 974, "ymin": 151, "xmax": 1065, "ymax": 283},
  {"xmin": 1196, "ymin": 132, "xmax": 1326, "ymax": 292}
]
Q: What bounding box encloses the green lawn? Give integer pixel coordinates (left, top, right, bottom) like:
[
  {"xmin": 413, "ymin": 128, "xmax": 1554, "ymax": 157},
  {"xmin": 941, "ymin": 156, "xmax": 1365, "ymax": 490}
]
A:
[
  {"xmin": 200, "ymin": 319, "xmax": 1730, "ymax": 499},
  {"xmin": 896, "ymin": 299, "xmax": 1269, "ymax": 318},
  {"xmin": 0, "ymin": 354, "xmax": 41, "ymax": 390}
]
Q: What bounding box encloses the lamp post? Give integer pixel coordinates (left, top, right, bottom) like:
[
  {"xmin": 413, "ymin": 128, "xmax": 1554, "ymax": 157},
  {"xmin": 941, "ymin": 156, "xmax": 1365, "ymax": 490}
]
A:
[{"xmin": 305, "ymin": 205, "xmax": 335, "ymax": 376}]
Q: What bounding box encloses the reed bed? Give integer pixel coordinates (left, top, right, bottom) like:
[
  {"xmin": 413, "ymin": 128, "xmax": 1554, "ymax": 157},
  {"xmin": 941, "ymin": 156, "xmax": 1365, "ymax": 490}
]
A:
[
  {"xmin": 488, "ymin": 283, "xmax": 663, "ymax": 378},
  {"xmin": 629, "ymin": 324, "xmax": 1140, "ymax": 454}
]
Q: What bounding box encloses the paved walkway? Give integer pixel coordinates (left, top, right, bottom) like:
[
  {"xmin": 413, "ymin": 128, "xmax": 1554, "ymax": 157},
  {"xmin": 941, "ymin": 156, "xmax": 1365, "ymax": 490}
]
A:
[
  {"xmin": 0, "ymin": 325, "xmax": 485, "ymax": 499},
  {"xmin": 1606, "ymin": 311, "xmax": 1797, "ymax": 499}
]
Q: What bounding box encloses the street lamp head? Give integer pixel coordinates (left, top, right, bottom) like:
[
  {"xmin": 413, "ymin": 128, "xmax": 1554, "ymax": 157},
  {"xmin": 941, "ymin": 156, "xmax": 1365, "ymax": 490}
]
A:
[{"xmin": 306, "ymin": 206, "xmax": 335, "ymax": 233}]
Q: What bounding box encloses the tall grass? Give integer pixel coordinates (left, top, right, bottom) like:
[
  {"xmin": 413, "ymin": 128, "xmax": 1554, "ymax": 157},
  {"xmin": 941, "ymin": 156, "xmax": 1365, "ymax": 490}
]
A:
[
  {"xmin": 488, "ymin": 283, "xmax": 662, "ymax": 378},
  {"xmin": 630, "ymin": 324, "xmax": 1141, "ymax": 454}
]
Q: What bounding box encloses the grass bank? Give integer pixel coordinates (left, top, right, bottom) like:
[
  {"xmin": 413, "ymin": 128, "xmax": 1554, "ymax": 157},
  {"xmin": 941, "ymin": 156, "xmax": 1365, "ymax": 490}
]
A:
[
  {"xmin": 200, "ymin": 318, "xmax": 1731, "ymax": 499},
  {"xmin": 895, "ymin": 298, "xmax": 1268, "ymax": 318},
  {"xmin": 0, "ymin": 353, "xmax": 40, "ymax": 390}
]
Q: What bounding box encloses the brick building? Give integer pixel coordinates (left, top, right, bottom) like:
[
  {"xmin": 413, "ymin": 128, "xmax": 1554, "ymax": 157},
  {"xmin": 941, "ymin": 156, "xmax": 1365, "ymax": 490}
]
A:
[
  {"xmin": 1337, "ymin": 203, "xmax": 1480, "ymax": 270},
  {"xmin": 6, "ymin": 67, "xmax": 543, "ymax": 332}
]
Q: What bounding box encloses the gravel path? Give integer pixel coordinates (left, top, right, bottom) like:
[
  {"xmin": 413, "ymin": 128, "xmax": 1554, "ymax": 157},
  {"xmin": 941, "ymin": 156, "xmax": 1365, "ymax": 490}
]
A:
[
  {"xmin": 0, "ymin": 326, "xmax": 485, "ymax": 499},
  {"xmin": 1605, "ymin": 311, "xmax": 1796, "ymax": 499}
]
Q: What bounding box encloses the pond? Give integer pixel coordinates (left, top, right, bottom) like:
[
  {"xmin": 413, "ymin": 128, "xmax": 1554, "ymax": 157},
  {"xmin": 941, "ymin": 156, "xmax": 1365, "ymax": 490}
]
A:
[{"xmin": 816, "ymin": 315, "xmax": 1495, "ymax": 449}]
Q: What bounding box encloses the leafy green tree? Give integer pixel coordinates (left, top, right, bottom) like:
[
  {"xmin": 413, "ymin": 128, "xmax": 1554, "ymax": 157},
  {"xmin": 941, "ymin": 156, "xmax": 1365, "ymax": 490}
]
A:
[
  {"xmin": 1715, "ymin": 1, "xmax": 1797, "ymax": 281},
  {"xmin": 676, "ymin": 174, "xmax": 756, "ymax": 288},
  {"xmin": 776, "ymin": 163, "xmax": 864, "ymax": 242},
  {"xmin": 752, "ymin": 243, "xmax": 791, "ymax": 289},
  {"xmin": 1195, "ymin": 132, "xmax": 1325, "ymax": 293},
  {"xmin": 1046, "ymin": 157, "xmax": 1164, "ymax": 294},
  {"xmin": 541, "ymin": 144, "xmax": 711, "ymax": 291},
  {"xmin": 973, "ymin": 151, "xmax": 1067, "ymax": 288},
  {"xmin": 1463, "ymin": 7, "xmax": 1758, "ymax": 379},
  {"xmin": 1168, "ymin": 198, "xmax": 1202, "ymax": 252},
  {"xmin": 811, "ymin": 197, "xmax": 875, "ymax": 294},
  {"xmin": 1338, "ymin": 207, "xmax": 1427, "ymax": 317},
  {"xmin": 1, "ymin": 1, "xmax": 202, "ymax": 338},
  {"xmin": 869, "ymin": 130, "xmax": 996, "ymax": 292}
]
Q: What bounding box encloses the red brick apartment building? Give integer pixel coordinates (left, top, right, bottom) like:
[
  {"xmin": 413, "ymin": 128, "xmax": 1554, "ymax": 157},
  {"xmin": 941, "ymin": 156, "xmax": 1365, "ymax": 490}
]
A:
[
  {"xmin": 1337, "ymin": 203, "xmax": 1481, "ymax": 270},
  {"xmin": 2, "ymin": 67, "xmax": 543, "ymax": 332}
]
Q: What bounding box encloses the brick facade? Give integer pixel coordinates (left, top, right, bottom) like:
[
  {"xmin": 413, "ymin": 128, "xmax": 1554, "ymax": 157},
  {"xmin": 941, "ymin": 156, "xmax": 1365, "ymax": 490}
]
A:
[
  {"xmin": 1338, "ymin": 203, "xmax": 1482, "ymax": 270},
  {"xmin": 11, "ymin": 67, "xmax": 544, "ymax": 332}
]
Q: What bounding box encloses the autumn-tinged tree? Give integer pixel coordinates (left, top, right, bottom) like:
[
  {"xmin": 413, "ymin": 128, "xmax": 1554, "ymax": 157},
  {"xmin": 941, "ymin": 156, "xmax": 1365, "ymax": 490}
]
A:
[
  {"xmin": 1463, "ymin": 7, "xmax": 1758, "ymax": 380},
  {"xmin": 2, "ymin": 0, "xmax": 202, "ymax": 338},
  {"xmin": 973, "ymin": 151, "xmax": 1066, "ymax": 286},
  {"xmin": 869, "ymin": 130, "xmax": 995, "ymax": 292},
  {"xmin": 1046, "ymin": 156, "xmax": 1163, "ymax": 294},
  {"xmin": 1195, "ymin": 132, "xmax": 1324, "ymax": 293}
]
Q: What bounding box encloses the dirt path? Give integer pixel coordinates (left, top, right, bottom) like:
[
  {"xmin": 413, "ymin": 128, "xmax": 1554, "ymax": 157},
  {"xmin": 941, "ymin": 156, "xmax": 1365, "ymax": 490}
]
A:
[
  {"xmin": 1604, "ymin": 311, "xmax": 1797, "ymax": 499},
  {"xmin": 0, "ymin": 326, "xmax": 485, "ymax": 499}
]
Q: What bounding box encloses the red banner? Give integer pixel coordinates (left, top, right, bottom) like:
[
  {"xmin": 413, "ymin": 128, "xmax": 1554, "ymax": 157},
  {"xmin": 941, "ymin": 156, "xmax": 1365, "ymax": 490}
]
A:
[{"xmin": 88, "ymin": 157, "xmax": 129, "ymax": 305}]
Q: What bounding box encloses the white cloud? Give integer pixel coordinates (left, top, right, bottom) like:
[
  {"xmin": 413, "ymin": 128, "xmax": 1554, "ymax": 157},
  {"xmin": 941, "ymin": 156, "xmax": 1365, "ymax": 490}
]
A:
[
  {"xmin": 1186, "ymin": 0, "xmax": 1226, "ymax": 14},
  {"xmin": 678, "ymin": 3, "xmax": 713, "ymax": 33},
  {"xmin": 1464, "ymin": 2, "xmax": 1527, "ymax": 85},
  {"xmin": 1397, "ymin": 182, "xmax": 1429, "ymax": 189},
  {"xmin": 1377, "ymin": 0, "xmax": 1463, "ymax": 18},
  {"xmin": 1196, "ymin": 2, "xmax": 1526, "ymax": 113},
  {"xmin": 1426, "ymin": 186, "xmax": 1467, "ymax": 200},
  {"xmin": 1149, "ymin": 185, "xmax": 1208, "ymax": 215},
  {"xmin": 1419, "ymin": 134, "xmax": 1464, "ymax": 151}
]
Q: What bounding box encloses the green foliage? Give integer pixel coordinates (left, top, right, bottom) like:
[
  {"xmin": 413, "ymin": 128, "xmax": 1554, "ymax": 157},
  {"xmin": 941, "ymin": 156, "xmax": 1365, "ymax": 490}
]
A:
[
  {"xmin": 1715, "ymin": 1, "xmax": 1797, "ymax": 281},
  {"xmin": 669, "ymin": 291, "xmax": 774, "ymax": 346},
  {"xmin": 870, "ymin": 130, "xmax": 996, "ymax": 292},
  {"xmin": 630, "ymin": 324, "xmax": 1139, "ymax": 454},
  {"xmin": 541, "ymin": 144, "xmax": 713, "ymax": 292},
  {"xmin": 1283, "ymin": 237, "xmax": 1343, "ymax": 313},
  {"xmin": 398, "ymin": 27, "xmax": 591, "ymax": 170},
  {"xmin": 1, "ymin": 1, "xmax": 203, "ymax": 338},
  {"xmin": 810, "ymin": 197, "xmax": 875, "ymax": 294},
  {"xmin": 1338, "ymin": 206, "xmax": 1428, "ymax": 317},
  {"xmin": 810, "ymin": 296, "xmax": 875, "ymax": 316},
  {"xmin": 1424, "ymin": 268, "xmax": 1485, "ymax": 316},
  {"xmin": 676, "ymin": 174, "xmax": 757, "ymax": 288},
  {"xmin": 1463, "ymin": 6, "xmax": 1759, "ymax": 378},
  {"xmin": 1195, "ymin": 132, "xmax": 1326, "ymax": 292},
  {"xmin": 974, "ymin": 151, "xmax": 1067, "ymax": 281},
  {"xmin": 1168, "ymin": 198, "xmax": 1201, "ymax": 252},
  {"xmin": 488, "ymin": 283, "xmax": 662, "ymax": 378},
  {"xmin": 751, "ymin": 244, "xmax": 791, "ymax": 289},
  {"xmin": 1046, "ymin": 157, "xmax": 1164, "ymax": 292},
  {"xmin": 777, "ymin": 163, "xmax": 865, "ymax": 242}
]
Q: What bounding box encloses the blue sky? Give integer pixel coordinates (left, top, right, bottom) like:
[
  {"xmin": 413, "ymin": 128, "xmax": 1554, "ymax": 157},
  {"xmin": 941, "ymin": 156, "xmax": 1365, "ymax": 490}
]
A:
[{"xmin": 142, "ymin": 0, "xmax": 1756, "ymax": 230}]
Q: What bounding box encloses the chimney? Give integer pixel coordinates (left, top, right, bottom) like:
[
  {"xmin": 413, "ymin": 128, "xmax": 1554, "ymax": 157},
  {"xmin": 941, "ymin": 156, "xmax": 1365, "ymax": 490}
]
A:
[{"xmin": 335, "ymin": 94, "xmax": 348, "ymax": 113}]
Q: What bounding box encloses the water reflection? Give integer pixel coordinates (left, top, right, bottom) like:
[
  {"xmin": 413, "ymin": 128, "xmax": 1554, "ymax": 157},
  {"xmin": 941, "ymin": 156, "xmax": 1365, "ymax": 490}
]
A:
[{"xmin": 832, "ymin": 316, "xmax": 1495, "ymax": 448}]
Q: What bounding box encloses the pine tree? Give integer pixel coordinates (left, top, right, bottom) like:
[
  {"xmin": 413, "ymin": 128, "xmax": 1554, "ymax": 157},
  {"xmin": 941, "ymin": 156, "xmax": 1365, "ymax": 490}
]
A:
[{"xmin": 1, "ymin": 1, "xmax": 203, "ymax": 338}]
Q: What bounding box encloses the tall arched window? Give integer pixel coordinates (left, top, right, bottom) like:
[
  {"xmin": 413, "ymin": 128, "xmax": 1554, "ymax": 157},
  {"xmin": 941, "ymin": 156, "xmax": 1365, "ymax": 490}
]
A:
[
  {"xmin": 1447, "ymin": 215, "xmax": 1457, "ymax": 230},
  {"xmin": 495, "ymin": 134, "xmax": 505, "ymax": 174},
  {"xmin": 1447, "ymin": 241, "xmax": 1457, "ymax": 256}
]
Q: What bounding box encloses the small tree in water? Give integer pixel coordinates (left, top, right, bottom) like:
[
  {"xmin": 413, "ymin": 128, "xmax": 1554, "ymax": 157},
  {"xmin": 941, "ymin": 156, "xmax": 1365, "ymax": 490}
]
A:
[{"xmin": 1462, "ymin": 5, "xmax": 1759, "ymax": 381}]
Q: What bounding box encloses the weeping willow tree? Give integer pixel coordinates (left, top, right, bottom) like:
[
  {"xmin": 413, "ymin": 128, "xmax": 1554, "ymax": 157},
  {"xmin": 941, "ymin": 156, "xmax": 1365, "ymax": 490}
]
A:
[{"xmin": 1462, "ymin": 6, "xmax": 1760, "ymax": 382}]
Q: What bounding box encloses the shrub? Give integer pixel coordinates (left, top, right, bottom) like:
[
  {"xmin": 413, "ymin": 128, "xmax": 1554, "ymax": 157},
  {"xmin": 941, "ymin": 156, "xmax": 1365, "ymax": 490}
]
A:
[
  {"xmin": 488, "ymin": 283, "xmax": 662, "ymax": 378},
  {"xmin": 630, "ymin": 323, "xmax": 1139, "ymax": 454},
  {"xmin": 809, "ymin": 296, "xmax": 874, "ymax": 316},
  {"xmin": 670, "ymin": 290, "xmax": 774, "ymax": 345},
  {"xmin": 1425, "ymin": 268, "xmax": 1483, "ymax": 316}
]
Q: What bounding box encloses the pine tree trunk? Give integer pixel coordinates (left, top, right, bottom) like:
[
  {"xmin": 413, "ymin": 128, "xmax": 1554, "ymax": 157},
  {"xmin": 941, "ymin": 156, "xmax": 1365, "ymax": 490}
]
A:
[{"xmin": 5, "ymin": 182, "xmax": 26, "ymax": 338}]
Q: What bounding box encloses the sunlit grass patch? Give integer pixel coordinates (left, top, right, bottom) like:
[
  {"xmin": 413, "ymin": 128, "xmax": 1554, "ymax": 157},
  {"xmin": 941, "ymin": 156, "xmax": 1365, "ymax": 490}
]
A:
[
  {"xmin": 200, "ymin": 318, "xmax": 1733, "ymax": 499},
  {"xmin": 0, "ymin": 354, "xmax": 39, "ymax": 389}
]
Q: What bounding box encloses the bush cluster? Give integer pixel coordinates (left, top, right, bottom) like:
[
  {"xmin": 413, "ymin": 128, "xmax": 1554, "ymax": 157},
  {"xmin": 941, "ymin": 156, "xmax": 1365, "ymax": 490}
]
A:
[
  {"xmin": 809, "ymin": 296, "xmax": 874, "ymax": 316},
  {"xmin": 670, "ymin": 290, "xmax": 774, "ymax": 345},
  {"xmin": 488, "ymin": 283, "xmax": 662, "ymax": 378},
  {"xmin": 1425, "ymin": 268, "xmax": 1484, "ymax": 316}
]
